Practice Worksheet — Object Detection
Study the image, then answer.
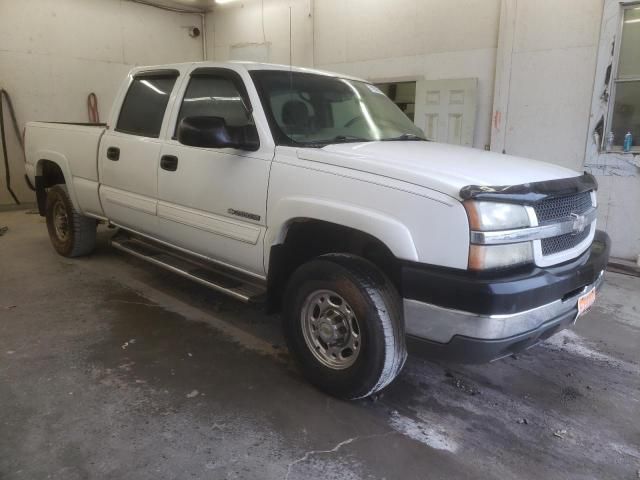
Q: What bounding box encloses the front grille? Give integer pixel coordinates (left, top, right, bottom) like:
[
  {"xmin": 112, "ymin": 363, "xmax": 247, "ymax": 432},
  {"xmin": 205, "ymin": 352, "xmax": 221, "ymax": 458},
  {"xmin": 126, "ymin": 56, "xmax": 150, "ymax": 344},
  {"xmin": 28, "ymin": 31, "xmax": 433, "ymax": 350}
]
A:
[
  {"xmin": 533, "ymin": 191, "xmax": 592, "ymax": 223},
  {"xmin": 534, "ymin": 191, "xmax": 593, "ymax": 256},
  {"xmin": 541, "ymin": 227, "xmax": 591, "ymax": 256}
]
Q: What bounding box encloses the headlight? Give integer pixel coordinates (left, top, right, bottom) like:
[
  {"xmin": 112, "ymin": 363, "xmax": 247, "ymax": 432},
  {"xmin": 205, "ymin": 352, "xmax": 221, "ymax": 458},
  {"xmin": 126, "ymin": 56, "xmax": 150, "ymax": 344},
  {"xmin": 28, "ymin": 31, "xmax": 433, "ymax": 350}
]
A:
[
  {"xmin": 464, "ymin": 201, "xmax": 533, "ymax": 270},
  {"xmin": 468, "ymin": 243, "xmax": 534, "ymax": 270},
  {"xmin": 464, "ymin": 201, "xmax": 530, "ymax": 231}
]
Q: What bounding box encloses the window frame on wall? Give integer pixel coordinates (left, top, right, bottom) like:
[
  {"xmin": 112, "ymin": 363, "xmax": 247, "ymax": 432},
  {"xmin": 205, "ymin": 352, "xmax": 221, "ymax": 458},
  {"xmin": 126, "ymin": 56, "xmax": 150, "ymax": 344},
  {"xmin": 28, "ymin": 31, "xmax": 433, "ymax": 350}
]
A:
[{"xmin": 605, "ymin": 2, "xmax": 640, "ymax": 152}]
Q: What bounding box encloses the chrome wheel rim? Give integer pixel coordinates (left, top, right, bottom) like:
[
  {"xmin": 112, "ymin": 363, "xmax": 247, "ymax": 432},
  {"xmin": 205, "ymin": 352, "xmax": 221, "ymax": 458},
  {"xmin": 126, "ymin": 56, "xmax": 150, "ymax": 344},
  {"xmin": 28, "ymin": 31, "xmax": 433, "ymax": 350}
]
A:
[
  {"xmin": 53, "ymin": 201, "xmax": 70, "ymax": 241},
  {"xmin": 300, "ymin": 290, "xmax": 361, "ymax": 370}
]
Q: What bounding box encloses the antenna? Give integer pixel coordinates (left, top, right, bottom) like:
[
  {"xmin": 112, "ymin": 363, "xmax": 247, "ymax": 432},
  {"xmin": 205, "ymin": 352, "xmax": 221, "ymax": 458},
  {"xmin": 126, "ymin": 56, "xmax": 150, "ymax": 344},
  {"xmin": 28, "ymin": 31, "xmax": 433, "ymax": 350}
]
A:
[
  {"xmin": 289, "ymin": 6, "xmax": 293, "ymax": 69},
  {"xmin": 289, "ymin": 6, "xmax": 293, "ymax": 90}
]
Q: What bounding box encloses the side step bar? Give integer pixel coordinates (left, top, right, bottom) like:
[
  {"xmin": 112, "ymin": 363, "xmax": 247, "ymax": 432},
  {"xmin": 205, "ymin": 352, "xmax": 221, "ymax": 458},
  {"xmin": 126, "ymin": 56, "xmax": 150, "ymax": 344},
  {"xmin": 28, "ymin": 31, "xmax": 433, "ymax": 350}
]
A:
[{"xmin": 110, "ymin": 231, "xmax": 266, "ymax": 303}]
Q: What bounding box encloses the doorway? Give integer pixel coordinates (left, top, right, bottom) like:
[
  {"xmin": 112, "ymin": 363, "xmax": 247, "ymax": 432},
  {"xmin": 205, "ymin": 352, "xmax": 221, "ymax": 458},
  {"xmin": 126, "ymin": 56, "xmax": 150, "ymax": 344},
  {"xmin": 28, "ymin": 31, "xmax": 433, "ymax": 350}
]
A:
[
  {"xmin": 375, "ymin": 78, "xmax": 478, "ymax": 147},
  {"xmin": 375, "ymin": 81, "xmax": 416, "ymax": 122}
]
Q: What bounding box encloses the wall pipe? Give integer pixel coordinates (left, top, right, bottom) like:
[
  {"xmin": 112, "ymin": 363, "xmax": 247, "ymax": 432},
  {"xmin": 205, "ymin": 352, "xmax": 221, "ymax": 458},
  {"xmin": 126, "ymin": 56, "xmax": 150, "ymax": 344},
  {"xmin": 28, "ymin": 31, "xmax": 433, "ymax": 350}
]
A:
[
  {"xmin": 0, "ymin": 89, "xmax": 28, "ymax": 205},
  {"xmin": 127, "ymin": 0, "xmax": 208, "ymax": 60}
]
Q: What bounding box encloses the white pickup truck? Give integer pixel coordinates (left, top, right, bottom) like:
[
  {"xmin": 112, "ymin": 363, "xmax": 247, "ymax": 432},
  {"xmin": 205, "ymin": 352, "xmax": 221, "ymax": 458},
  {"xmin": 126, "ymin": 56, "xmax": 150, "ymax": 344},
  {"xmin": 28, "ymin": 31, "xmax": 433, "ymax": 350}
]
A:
[{"xmin": 25, "ymin": 61, "xmax": 610, "ymax": 399}]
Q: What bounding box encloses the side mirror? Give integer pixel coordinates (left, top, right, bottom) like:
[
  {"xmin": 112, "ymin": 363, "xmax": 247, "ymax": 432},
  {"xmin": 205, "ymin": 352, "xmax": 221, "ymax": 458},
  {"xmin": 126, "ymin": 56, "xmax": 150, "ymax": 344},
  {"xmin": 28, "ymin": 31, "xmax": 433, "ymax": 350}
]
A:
[
  {"xmin": 177, "ymin": 116, "xmax": 236, "ymax": 149},
  {"xmin": 177, "ymin": 116, "xmax": 259, "ymax": 150}
]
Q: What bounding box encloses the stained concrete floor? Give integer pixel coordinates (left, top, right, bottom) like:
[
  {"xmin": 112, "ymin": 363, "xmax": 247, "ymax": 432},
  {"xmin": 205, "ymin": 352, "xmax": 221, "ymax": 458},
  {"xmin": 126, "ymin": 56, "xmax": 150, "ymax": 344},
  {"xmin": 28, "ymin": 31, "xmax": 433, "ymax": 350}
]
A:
[{"xmin": 0, "ymin": 208, "xmax": 639, "ymax": 480}]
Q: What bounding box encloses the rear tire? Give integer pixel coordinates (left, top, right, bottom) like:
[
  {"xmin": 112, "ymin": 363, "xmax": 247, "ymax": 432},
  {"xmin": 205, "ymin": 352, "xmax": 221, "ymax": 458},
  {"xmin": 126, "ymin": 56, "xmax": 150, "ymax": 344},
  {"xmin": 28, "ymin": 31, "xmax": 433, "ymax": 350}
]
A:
[
  {"xmin": 45, "ymin": 184, "xmax": 96, "ymax": 257},
  {"xmin": 283, "ymin": 254, "xmax": 407, "ymax": 399}
]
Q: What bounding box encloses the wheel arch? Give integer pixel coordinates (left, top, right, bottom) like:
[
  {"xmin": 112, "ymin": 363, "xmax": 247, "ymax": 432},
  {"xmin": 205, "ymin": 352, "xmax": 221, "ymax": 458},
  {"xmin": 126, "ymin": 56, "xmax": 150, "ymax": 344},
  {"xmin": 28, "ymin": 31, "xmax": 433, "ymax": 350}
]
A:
[
  {"xmin": 266, "ymin": 197, "xmax": 419, "ymax": 263},
  {"xmin": 265, "ymin": 206, "xmax": 415, "ymax": 312},
  {"xmin": 34, "ymin": 152, "xmax": 79, "ymax": 215}
]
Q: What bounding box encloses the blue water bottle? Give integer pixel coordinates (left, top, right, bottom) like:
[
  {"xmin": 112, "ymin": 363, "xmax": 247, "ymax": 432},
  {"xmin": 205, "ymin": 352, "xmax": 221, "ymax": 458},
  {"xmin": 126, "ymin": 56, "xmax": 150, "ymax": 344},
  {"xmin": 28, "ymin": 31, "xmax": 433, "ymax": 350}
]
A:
[{"xmin": 623, "ymin": 131, "xmax": 633, "ymax": 152}]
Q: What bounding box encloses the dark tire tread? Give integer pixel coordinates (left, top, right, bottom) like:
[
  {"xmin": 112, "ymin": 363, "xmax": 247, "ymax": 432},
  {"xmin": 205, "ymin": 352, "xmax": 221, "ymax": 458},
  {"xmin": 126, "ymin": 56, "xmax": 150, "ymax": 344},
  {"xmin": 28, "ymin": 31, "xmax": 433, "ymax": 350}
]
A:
[
  {"xmin": 45, "ymin": 184, "xmax": 96, "ymax": 257},
  {"xmin": 283, "ymin": 253, "xmax": 407, "ymax": 399}
]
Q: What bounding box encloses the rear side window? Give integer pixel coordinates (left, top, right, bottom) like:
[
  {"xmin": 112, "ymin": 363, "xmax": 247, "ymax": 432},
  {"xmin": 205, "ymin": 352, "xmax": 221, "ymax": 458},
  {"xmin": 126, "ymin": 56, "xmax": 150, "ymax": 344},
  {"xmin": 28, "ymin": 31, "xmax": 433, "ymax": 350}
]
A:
[
  {"xmin": 116, "ymin": 73, "xmax": 178, "ymax": 137},
  {"xmin": 175, "ymin": 76, "xmax": 252, "ymax": 133}
]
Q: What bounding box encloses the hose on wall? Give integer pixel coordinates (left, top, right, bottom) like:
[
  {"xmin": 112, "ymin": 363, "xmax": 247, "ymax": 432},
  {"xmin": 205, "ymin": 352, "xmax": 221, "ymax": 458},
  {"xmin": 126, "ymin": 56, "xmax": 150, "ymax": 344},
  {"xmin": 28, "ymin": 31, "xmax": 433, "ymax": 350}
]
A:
[
  {"xmin": 0, "ymin": 89, "xmax": 25, "ymax": 205},
  {"xmin": 87, "ymin": 92, "xmax": 100, "ymax": 123},
  {"xmin": 1, "ymin": 90, "xmax": 106, "ymax": 207}
]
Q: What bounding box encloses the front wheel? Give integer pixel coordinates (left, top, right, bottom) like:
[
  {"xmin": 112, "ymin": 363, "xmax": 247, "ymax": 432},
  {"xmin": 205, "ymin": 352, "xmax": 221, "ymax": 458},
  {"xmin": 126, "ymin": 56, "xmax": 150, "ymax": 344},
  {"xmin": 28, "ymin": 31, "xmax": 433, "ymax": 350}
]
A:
[
  {"xmin": 45, "ymin": 185, "xmax": 97, "ymax": 257},
  {"xmin": 283, "ymin": 254, "xmax": 407, "ymax": 399}
]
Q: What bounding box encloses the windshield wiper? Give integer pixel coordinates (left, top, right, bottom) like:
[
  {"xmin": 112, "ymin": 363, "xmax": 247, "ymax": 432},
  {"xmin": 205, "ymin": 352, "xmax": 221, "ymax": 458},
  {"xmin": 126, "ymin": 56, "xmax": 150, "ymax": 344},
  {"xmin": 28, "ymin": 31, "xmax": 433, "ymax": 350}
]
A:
[
  {"xmin": 381, "ymin": 133, "xmax": 428, "ymax": 141},
  {"xmin": 328, "ymin": 135, "xmax": 371, "ymax": 143},
  {"xmin": 308, "ymin": 135, "xmax": 371, "ymax": 145}
]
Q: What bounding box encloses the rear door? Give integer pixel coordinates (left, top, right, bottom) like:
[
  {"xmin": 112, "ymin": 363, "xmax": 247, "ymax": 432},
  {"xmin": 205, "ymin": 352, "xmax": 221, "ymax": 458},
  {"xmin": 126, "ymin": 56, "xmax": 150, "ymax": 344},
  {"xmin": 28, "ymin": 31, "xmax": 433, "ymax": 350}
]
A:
[
  {"xmin": 155, "ymin": 67, "xmax": 273, "ymax": 276},
  {"xmin": 99, "ymin": 69, "xmax": 181, "ymax": 235}
]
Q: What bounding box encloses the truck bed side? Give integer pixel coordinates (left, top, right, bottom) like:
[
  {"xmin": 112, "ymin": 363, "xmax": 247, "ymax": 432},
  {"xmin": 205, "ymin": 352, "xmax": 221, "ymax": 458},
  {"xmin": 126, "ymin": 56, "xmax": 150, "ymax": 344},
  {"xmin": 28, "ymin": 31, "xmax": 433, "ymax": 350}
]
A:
[{"xmin": 25, "ymin": 121, "xmax": 106, "ymax": 217}]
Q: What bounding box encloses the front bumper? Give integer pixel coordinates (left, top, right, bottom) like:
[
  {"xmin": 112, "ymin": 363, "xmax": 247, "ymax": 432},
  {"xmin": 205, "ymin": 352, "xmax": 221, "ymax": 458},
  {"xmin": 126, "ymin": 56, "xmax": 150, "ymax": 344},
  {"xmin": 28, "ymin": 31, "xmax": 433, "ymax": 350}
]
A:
[{"xmin": 402, "ymin": 230, "xmax": 610, "ymax": 363}]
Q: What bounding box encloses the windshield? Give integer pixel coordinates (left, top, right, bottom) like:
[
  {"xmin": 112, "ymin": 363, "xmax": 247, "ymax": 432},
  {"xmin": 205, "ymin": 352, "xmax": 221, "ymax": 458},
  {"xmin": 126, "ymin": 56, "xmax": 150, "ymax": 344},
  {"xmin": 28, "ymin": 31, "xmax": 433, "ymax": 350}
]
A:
[{"xmin": 250, "ymin": 70, "xmax": 426, "ymax": 146}]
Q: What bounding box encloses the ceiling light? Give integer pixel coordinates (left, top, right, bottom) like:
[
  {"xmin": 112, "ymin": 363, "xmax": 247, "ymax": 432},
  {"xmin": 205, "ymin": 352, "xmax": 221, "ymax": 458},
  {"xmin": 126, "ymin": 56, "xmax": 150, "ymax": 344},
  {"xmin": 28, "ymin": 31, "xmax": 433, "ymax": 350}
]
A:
[
  {"xmin": 215, "ymin": 0, "xmax": 237, "ymax": 4},
  {"xmin": 625, "ymin": 18, "xmax": 640, "ymax": 23}
]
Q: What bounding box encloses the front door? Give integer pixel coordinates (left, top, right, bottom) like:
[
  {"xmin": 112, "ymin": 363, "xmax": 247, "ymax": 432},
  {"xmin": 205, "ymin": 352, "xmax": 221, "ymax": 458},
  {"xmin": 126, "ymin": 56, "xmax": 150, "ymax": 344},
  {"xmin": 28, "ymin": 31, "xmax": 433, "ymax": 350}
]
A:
[
  {"xmin": 156, "ymin": 67, "xmax": 272, "ymax": 276},
  {"xmin": 99, "ymin": 70, "xmax": 180, "ymax": 235}
]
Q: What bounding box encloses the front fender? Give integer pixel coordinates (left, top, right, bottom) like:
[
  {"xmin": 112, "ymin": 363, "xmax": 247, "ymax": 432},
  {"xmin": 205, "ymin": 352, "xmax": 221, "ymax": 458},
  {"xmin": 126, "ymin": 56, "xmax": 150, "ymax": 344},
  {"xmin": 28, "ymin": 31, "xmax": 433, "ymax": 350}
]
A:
[{"xmin": 265, "ymin": 196, "xmax": 419, "ymax": 267}]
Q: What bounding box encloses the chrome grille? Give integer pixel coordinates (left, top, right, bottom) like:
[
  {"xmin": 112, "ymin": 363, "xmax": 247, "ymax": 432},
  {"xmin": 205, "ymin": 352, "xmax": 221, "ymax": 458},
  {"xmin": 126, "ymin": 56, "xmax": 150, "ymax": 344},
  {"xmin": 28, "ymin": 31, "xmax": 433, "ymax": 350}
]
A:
[
  {"xmin": 533, "ymin": 191, "xmax": 592, "ymax": 224},
  {"xmin": 534, "ymin": 191, "xmax": 593, "ymax": 256},
  {"xmin": 541, "ymin": 227, "xmax": 591, "ymax": 256}
]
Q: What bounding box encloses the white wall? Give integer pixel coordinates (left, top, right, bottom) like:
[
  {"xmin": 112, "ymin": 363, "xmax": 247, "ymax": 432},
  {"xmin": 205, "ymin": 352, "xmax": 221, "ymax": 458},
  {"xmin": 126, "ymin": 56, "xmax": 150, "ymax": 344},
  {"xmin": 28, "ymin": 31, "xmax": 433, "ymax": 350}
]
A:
[
  {"xmin": 584, "ymin": 0, "xmax": 640, "ymax": 261},
  {"xmin": 0, "ymin": 0, "xmax": 204, "ymax": 205},
  {"xmin": 315, "ymin": 0, "xmax": 500, "ymax": 150},
  {"xmin": 207, "ymin": 0, "xmax": 501, "ymax": 149},
  {"xmin": 491, "ymin": 0, "xmax": 603, "ymax": 171},
  {"xmin": 205, "ymin": 0, "xmax": 313, "ymax": 67},
  {"xmin": 489, "ymin": 0, "xmax": 639, "ymax": 260}
]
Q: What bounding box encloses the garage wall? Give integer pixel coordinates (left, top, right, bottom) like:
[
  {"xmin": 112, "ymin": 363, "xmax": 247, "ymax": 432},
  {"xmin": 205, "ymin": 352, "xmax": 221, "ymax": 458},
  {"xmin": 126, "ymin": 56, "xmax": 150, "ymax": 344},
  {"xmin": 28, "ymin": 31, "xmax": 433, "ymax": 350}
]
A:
[
  {"xmin": 314, "ymin": 0, "xmax": 500, "ymax": 150},
  {"xmin": 584, "ymin": 0, "xmax": 640, "ymax": 261},
  {"xmin": 489, "ymin": 0, "xmax": 640, "ymax": 260},
  {"xmin": 491, "ymin": 0, "xmax": 604, "ymax": 171},
  {"xmin": 207, "ymin": 0, "xmax": 500, "ymax": 150},
  {"xmin": 0, "ymin": 0, "xmax": 204, "ymax": 206},
  {"xmin": 205, "ymin": 0, "xmax": 313, "ymax": 67}
]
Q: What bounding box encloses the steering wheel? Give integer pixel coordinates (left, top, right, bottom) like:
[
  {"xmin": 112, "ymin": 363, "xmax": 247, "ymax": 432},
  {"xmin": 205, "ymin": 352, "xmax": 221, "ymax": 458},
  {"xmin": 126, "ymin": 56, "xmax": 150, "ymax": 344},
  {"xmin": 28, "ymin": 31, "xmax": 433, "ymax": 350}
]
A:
[{"xmin": 345, "ymin": 116, "xmax": 365, "ymax": 127}]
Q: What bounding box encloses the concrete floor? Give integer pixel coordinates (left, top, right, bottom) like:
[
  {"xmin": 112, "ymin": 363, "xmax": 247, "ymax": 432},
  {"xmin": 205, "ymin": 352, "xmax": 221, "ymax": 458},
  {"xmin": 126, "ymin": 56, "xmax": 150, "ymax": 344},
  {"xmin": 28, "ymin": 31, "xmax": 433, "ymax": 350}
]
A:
[{"xmin": 1, "ymin": 209, "xmax": 639, "ymax": 480}]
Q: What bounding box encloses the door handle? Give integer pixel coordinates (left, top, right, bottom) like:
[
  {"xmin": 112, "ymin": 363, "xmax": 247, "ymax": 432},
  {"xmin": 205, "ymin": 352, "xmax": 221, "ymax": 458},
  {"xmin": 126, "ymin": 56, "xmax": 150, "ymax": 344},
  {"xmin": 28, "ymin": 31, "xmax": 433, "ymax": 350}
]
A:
[
  {"xmin": 160, "ymin": 155, "xmax": 178, "ymax": 172},
  {"xmin": 106, "ymin": 147, "xmax": 120, "ymax": 161}
]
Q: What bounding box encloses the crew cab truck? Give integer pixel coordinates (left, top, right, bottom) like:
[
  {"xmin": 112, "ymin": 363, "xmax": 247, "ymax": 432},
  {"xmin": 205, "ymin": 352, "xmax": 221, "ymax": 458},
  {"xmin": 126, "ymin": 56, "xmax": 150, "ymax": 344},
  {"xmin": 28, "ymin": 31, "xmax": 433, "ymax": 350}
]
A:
[{"xmin": 25, "ymin": 62, "xmax": 610, "ymax": 399}]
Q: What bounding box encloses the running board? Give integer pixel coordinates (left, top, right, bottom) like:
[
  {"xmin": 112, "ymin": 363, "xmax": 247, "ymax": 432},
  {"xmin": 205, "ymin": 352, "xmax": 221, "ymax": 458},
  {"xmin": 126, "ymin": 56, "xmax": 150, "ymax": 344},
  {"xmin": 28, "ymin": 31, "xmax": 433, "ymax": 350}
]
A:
[{"xmin": 110, "ymin": 231, "xmax": 266, "ymax": 303}]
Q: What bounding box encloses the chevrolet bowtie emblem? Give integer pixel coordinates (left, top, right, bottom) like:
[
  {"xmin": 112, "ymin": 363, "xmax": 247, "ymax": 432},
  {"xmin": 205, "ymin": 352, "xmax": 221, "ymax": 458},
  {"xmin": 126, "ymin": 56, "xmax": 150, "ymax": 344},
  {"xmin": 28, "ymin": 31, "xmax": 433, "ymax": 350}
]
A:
[{"xmin": 570, "ymin": 213, "xmax": 587, "ymax": 235}]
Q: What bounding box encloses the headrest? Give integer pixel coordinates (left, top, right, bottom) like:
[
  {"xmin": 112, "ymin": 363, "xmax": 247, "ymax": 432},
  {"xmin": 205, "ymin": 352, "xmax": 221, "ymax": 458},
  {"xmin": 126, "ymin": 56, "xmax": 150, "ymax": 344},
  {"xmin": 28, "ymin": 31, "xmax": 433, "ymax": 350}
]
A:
[{"xmin": 282, "ymin": 100, "xmax": 310, "ymax": 127}]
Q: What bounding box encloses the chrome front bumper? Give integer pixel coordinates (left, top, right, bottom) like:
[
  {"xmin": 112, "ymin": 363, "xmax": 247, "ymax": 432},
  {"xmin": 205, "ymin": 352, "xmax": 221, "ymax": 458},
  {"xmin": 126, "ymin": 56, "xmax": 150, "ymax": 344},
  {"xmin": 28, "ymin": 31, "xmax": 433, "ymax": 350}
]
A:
[{"xmin": 404, "ymin": 270, "xmax": 605, "ymax": 344}]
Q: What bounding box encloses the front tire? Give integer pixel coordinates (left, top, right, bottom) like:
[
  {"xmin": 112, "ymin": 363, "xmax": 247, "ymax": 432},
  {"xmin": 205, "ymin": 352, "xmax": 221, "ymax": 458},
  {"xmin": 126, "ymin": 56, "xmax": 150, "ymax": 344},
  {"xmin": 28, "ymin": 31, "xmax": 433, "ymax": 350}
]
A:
[
  {"xmin": 283, "ymin": 254, "xmax": 407, "ymax": 399},
  {"xmin": 45, "ymin": 185, "xmax": 97, "ymax": 257}
]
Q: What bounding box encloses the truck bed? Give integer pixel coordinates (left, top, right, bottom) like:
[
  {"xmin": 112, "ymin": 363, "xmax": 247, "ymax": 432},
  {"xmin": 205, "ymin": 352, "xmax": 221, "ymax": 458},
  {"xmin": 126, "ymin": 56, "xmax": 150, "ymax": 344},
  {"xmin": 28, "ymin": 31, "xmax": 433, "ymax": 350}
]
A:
[{"xmin": 25, "ymin": 121, "xmax": 107, "ymax": 216}]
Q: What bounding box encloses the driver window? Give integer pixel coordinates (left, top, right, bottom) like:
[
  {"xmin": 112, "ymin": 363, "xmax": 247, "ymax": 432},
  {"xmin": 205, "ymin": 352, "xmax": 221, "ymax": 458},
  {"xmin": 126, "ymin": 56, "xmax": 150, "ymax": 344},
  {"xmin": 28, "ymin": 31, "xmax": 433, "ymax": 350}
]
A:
[{"xmin": 175, "ymin": 75, "xmax": 251, "ymax": 135}]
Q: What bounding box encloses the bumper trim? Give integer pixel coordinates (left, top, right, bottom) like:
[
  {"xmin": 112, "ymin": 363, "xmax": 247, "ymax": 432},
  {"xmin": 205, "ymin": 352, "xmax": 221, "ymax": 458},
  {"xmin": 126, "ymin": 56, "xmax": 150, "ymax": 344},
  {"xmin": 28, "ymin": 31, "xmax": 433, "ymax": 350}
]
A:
[
  {"xmin": 401, "ymin": 230, "xmax": 611, "ymax": 316},
  {"xmin": 406, "ymin": 307, "xmax": 577, "ymax": 364},
  {"xmin": 404, "ymin": 270, "xmax": 604, "ymax": 344}
]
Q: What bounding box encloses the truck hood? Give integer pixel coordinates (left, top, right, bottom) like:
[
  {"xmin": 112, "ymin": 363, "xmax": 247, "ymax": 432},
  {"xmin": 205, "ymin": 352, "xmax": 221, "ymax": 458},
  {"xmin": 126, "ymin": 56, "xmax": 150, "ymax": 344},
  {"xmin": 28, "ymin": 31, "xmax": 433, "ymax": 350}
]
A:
[{"xmin": 297, "ymin": 141, "xmax": 580, "ymax": 199}]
